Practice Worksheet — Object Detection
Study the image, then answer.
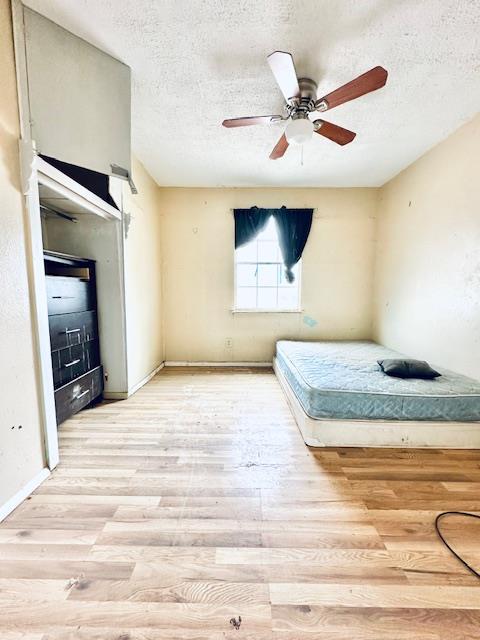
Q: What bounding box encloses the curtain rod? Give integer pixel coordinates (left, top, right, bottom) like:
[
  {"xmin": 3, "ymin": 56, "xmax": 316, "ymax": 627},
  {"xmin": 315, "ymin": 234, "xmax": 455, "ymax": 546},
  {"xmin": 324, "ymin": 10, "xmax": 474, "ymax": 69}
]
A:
[
  {"xmin": 229, "ymin": 207, "xmax": 316, "ymax": 212},
  {"xmin": 40, "ymin": 204, "xmax": 77, "ymax": 223}
]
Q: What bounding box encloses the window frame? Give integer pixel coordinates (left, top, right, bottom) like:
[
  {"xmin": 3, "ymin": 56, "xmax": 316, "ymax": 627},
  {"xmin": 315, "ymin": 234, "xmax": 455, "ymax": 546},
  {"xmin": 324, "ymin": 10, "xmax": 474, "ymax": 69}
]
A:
[{"xmin": 233, "ymin": 219, "xmax": 303, "ymax": 313}]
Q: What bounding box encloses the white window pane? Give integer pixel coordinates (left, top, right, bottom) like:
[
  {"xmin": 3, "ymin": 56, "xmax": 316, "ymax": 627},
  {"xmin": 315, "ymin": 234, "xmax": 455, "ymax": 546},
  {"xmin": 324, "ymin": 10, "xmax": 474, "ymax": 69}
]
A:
[
  {"xmin": 236, "ymin": 287, "xmax": 256, "ymax": 309},
  {"xmin": 235, "ymin": 242, "xmax": 256, "ymax": 262},
  {"xmin": 257, "ymin": 263, "xmax": 278, "ymax": 286},
  {"xmin": 237, "ymin": 263, "xmax": 257, "ymax": 287},
  {"xmin": 257, "ymin": 217, "xmax": 277, "ymax": 240},
  {"xmin": 278, "ymin": 286, "xmax": 299, "ymax": 309},
  {"xmin": 257, "ymin": 287, "xmax": 277, "ymax": 309},
  {"xmin": 257, "ymin": 241, "xmax": 277, "ymax": 262},
  {"xmin": 234, "ymin": 220, "xmax": 302, "ymax": 312}
]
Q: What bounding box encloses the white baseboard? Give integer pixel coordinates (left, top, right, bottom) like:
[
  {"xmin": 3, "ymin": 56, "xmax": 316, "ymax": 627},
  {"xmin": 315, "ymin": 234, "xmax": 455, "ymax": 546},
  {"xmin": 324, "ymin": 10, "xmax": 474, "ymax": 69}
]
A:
[
  {"xmin": 128, "ymin": 362, "xmax": 165, "ymax": 395},
  {"xmin": 0, "ymin": 467, "xmax": 50, "ymax": 523},
  {"xmin": 165, "ymin": 361, "xmax": 273, "ymax": 367},
  {"xmin": 103, "ymin": 362, "xmax": 165, "ymax": 400},
  {"xmin": 103, "ymin": 391, "xmax": 129, "ymax": 400},
  {"xmin": 103, "ymin": 361, "xmax": 272, "ymax": 400}
]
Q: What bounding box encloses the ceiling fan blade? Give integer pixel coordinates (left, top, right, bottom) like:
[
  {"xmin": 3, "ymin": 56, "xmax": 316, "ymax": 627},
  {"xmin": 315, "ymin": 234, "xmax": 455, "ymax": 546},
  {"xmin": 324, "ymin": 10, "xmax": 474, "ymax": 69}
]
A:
[
  {"xmin": 222, "ymin": 116, "xmax": 282, "ymax": 128},
  {"xmin": 316, "ymin": 66, "xmax": 388, "ymax": 111},
  {"xmin": 267, "ymin": 51, "xmax": 300, "ymax": 102},
  {"xmin": 269, "ymin": 133, "xmax": 289, "ymax": 160},
  {"xmin": 314, "ymin": 120, "xmax": 356, "ymax": 145}
]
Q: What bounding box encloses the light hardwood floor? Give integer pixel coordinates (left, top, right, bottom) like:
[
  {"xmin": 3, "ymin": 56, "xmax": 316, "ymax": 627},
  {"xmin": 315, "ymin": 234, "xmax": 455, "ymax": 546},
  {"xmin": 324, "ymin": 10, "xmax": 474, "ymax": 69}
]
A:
[{"xmin": 1, "ymin": 367, "xmax": 479, "ymax": 639}]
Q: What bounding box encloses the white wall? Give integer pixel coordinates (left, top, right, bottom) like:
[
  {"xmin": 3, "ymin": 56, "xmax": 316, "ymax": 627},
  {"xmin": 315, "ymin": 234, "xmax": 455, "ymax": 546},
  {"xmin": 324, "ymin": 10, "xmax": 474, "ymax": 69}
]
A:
[
  {"xmin": 160, "ymin": 188, "xmax": 377, "ymax": 362},
  {"xmin": 0, "ymin": 0, "xmax": 46, "ymax": 507},
  {"xmin": 374, "ymin": 113, "xmax": 480, "ymax": 380}
]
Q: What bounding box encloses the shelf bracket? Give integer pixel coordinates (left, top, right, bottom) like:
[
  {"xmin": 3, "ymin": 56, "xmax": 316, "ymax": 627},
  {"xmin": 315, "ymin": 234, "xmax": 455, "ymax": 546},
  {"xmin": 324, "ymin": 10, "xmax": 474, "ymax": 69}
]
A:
[{"xmin": 110, "ymin": 164, "xmax": 138, "ymax": 195}]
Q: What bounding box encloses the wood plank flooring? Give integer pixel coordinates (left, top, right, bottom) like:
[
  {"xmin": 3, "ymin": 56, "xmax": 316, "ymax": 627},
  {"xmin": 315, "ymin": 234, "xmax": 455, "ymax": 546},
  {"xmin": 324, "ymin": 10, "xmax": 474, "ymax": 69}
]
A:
[{"xmin": 1, "ymin": 367, "xmax": 479, "ymax": 639}]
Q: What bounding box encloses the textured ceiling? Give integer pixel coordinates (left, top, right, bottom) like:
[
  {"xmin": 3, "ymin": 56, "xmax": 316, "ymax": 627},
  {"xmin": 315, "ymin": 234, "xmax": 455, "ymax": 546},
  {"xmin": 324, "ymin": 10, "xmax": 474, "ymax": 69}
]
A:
[{"xmin": 24, "ymin": 0, "xmax": 480, "ymax": 187}]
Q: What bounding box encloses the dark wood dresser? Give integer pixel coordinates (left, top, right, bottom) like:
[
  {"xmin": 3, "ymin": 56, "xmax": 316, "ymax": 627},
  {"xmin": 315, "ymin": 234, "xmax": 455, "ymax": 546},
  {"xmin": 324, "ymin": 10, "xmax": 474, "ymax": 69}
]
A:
[{"xmin": 44, "ymin": 251, "xmax": 104, "ymax": 424}]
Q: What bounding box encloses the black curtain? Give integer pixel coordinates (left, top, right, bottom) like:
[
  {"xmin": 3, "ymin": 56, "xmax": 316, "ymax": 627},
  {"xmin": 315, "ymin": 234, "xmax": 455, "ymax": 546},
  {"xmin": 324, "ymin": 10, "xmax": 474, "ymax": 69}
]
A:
[
  {"xmin": 273, "ymin": 206, "xmax": 313, "ymax": 282},
  {"xmin": 234, "ymin": 207, "xmax": 271, "ymax": 248},
  {"xmin": 234, "ymin": 206, "xmax": 313, "ymax": 283}
]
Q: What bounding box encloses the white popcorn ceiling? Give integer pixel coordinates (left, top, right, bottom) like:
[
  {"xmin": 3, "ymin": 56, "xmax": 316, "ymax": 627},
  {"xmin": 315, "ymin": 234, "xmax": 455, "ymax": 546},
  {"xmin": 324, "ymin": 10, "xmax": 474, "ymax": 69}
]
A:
[{"xmin": 25, "ymin": 0, "xmax": 480, "ymax": 187}]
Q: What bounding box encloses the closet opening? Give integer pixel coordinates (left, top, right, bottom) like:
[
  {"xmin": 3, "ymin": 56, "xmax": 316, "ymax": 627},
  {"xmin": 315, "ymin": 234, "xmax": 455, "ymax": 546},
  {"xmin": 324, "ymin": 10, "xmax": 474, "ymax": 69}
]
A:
[{"xmin": 25, "ymin": 156, "xmax": 128, "ymax": 469}]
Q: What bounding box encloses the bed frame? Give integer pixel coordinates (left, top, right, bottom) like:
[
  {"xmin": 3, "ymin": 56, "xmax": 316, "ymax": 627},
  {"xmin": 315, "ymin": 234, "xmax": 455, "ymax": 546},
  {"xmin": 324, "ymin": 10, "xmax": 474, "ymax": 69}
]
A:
[{"xmin": 274, "ymin": 358, "xmax": 480, "ymax": 449}]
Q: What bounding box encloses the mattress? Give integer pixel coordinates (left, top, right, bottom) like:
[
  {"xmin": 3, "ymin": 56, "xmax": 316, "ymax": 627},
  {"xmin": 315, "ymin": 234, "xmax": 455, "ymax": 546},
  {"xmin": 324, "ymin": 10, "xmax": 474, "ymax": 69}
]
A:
[{"xmin": 276, "ymin": 340, "xmax": 480, "ymax": 422}]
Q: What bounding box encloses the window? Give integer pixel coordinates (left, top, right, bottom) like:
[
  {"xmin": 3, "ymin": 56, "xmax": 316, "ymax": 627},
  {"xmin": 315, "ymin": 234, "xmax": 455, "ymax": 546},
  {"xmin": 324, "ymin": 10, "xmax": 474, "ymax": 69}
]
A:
[{"xmin": 234, "ymin": 217, "xmax": 301, "ymax": 311}]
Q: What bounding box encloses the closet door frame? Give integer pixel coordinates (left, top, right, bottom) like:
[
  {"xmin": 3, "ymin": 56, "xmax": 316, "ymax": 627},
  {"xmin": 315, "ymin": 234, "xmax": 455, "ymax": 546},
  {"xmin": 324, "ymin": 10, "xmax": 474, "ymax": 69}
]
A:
[
  {"xmin": 19, "ymin": 148, "xmax": 123, "ymax": 470},
  {"xmin": 12, "ymin": 0, "xmax": 57, "ymax": 469},
  {"xmin": 24, "ymin": 153, "xmax": 59, "ymax": 469}
]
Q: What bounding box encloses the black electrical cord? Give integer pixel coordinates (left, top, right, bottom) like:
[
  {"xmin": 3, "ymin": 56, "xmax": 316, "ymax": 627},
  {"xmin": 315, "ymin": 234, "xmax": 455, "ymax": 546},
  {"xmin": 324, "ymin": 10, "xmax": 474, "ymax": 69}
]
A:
[{"xmin": 434, "ymin": 511, "xmax": 480, "ymax": 579}]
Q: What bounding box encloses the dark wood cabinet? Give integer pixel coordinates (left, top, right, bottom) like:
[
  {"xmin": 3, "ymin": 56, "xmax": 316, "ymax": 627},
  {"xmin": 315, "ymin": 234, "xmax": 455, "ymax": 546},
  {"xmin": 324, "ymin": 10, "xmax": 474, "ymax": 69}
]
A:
[
  {"xmin": 44, "ymin": 251, "xmax": 103, "ymax": 424},
  {"xmin": 48, "ymin": 310, "xmax": 98, "ymax": 351},
  {"xmin": 45, "ymin": 276, "xmax": 95, "ymax": 315},
  {"xmin": 54, "ymin": 365, "xmax": 104, "ymax": 426}
]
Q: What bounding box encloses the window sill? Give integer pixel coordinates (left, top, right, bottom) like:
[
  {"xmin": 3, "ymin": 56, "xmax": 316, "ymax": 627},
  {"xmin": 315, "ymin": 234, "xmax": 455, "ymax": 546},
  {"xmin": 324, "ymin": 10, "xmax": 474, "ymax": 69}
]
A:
[{"xmin": 232, "ymin": 309, "xmax": 303, "ymax": 314}]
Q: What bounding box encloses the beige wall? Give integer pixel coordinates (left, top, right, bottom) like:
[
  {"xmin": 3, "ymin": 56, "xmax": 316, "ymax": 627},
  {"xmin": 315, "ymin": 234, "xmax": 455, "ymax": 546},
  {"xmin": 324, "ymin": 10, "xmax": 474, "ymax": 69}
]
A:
[
  {"xmin": 0, "ymin": 1, "xmax": 45, "ymax": 506},
  {"xmin": 160, "ymin": 188, "xmax": 377, "ymax": 362},
  {"xmin": 374, "ymin": 113, "xmax": 480, "ymax": 380},
  {"xmin": 123, "ymin": 157, "xmax": 164, "ymax": 390}
]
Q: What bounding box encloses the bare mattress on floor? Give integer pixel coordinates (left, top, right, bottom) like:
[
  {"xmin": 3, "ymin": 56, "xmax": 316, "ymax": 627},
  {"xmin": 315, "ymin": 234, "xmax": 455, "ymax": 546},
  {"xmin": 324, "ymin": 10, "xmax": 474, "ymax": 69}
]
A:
[{"xmin": 275, "ymin": 340, "xmax": 480, "ymax": 422}]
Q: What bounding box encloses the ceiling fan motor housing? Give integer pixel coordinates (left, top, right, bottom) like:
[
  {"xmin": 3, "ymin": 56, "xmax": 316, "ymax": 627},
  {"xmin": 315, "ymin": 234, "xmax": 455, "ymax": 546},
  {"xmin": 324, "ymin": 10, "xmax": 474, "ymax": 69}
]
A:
[{"xmin": 288, "ymin": 77, "xmax": 318, "ymax": 116}]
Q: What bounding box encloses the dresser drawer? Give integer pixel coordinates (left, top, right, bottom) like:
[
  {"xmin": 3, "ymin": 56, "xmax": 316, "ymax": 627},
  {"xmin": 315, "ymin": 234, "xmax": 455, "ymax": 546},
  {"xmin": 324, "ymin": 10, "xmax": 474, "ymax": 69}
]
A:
[
  {"xmin": 49, "ymin": 311, "xmax": 98, "ymax": 351},
  {"xmin": 55, "ymin": 365, "xmax": 103, "ymax": 425},
  {"xmin": 46, "ymin": 276, "xmax": 95, "ymax": 315},
  {"xmin": 51, "ymin": 340, "xmax": 100, "ymax": 389}
]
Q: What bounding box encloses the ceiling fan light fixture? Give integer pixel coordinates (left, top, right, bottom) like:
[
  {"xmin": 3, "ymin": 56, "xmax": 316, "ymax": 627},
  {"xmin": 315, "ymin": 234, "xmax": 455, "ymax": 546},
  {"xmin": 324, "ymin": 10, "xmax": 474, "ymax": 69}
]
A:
[{"xmin": 285, "ymin": 117, "xmax": 314, "ymax": 145}]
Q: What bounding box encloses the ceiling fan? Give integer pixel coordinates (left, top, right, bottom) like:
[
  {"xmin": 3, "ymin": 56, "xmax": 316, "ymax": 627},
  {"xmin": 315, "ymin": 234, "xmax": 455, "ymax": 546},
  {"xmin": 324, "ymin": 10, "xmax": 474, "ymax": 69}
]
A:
[{"xmin": 222, "ymin": 51, "xmax": 388, "ymax": 159}]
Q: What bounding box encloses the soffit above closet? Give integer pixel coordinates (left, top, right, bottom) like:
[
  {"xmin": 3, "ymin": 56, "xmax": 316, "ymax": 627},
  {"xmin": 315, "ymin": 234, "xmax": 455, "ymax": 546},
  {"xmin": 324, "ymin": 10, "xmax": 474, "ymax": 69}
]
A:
[
  {"xmin": 24, "ymin": 0, "xmax": 480, "ymax": 187},
  {"xmin": 23, "ymin": 6, "xmax": 131, "ymax": 181}
]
